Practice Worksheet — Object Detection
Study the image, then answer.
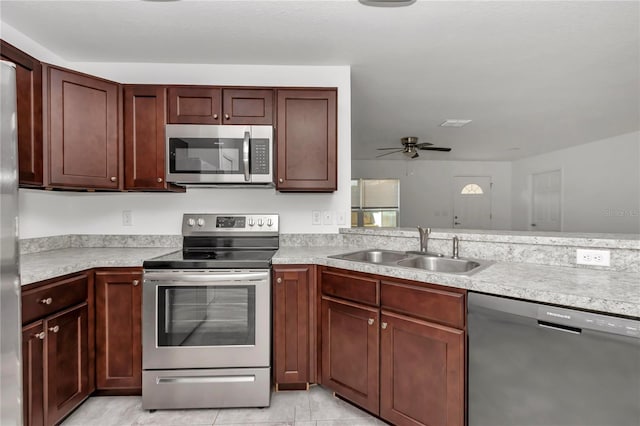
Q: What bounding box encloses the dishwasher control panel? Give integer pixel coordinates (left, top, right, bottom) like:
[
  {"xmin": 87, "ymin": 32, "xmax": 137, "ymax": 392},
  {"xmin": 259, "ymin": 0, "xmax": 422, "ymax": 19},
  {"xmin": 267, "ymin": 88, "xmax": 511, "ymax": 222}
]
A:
[{"xmin": 537, "ymin": 306, "xmax": 639, "ymax": 338}]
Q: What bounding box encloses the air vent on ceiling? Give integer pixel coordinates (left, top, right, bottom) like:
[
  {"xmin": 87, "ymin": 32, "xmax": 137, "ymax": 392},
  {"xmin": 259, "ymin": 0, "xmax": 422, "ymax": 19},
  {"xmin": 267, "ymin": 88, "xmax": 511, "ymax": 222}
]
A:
[{"xmin": 440, "ymin": 119, "xmax": 472, "ymax": 128}]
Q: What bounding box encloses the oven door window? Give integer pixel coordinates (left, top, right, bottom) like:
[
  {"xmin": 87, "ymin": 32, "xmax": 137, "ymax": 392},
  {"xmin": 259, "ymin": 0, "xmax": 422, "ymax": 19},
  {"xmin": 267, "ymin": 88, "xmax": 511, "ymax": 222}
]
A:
[
  {"xmin": 169, "ymin": 137, "xmax": 245, "ymax": 174},
  {"xmin": 157, "ymin": 285, "xmax": 255, "ymax": 347}
]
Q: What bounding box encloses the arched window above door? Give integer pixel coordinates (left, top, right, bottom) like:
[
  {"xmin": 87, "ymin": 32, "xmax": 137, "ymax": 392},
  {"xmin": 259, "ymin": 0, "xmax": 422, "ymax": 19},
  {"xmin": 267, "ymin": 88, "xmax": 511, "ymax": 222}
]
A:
[{"xmin": 460, "ymin": 183, "xmax": 484, "ymax": 195}]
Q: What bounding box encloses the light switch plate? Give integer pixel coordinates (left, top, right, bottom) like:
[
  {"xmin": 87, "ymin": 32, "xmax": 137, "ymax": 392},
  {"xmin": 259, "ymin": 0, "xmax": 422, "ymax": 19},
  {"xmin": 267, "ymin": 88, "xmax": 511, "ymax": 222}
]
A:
[
  {"xmin": 336, "ymin": 211, "xmax": 346, "ymax": 225},
  {"xmin": 322, "ymin": 211, "xmax": 333, "ymax": 225}
]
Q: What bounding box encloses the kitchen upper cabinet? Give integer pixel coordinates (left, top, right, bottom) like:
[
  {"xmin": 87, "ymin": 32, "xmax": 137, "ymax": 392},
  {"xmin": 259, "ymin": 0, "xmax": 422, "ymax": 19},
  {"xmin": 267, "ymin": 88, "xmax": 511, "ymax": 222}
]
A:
[
  {"xmin": 21, "ymin": 272, "xmax": 92, "ymax": 426},
  {"xmin": 124, "ymin": 85, "xmax": 181, "ymax": 191},
  {"xmin": 22, "ymin": 321, "xmax": 45, "ymax": 426},
  {"xmin": 321, "ymin": 296, "xmax": 380, "ymax": 414},
  {"xmin": 95, "ymin": 269, "xmax": 143, "ymax": 394},
  {"xmin": 167, "ymin": 86, "xmax": 273, "ymax": 125},
  {"xmin": 0, "ymin": 40, "xmax": 43, "ymax": 187},
  {"xmin": 46, "ymin": 65, "xmax": 120, "ymax": 189},
  {"xmin": 272, "ymin": 265, "xmax": 316, "ymax": 389},
  {"xmin": 167, "ymin": 86, "xmax": 221, "ymax": 124},
  {"xmin": 379, "ymin": 311, "xmax": 464, "ymax": 426},
  {"xmin": 275, "ymin": 89, "xmax": 337, "ymax": 192}
]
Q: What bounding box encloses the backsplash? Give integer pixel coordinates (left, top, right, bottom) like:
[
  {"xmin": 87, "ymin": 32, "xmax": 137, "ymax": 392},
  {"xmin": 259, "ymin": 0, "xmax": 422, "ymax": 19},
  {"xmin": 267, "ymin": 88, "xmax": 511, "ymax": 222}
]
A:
[{"xmin": 21, "ymin": 229, "xmax": 639, "ymax": 273}]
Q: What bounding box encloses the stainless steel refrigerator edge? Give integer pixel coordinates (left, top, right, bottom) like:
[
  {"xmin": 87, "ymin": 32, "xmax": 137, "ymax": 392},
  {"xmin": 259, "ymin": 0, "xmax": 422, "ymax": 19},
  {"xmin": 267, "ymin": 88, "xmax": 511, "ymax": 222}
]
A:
[{"xmin": 0, "ymin": 60, "xmax": 22, "ymax": 425}]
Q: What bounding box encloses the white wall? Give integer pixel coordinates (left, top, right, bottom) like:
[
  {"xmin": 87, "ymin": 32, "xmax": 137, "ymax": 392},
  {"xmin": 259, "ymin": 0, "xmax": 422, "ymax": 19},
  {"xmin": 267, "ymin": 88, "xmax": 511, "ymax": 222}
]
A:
[
  {"xmin": 511, "ymin": 131, "xmax": 640, "ymax": 233},
  {"xmin": 351, "ymin": 160, "xmax": 512, "ymax": 229},
  {"xmin": 2, "ymin": 23, "xmax": 352, "ymax": 238}
]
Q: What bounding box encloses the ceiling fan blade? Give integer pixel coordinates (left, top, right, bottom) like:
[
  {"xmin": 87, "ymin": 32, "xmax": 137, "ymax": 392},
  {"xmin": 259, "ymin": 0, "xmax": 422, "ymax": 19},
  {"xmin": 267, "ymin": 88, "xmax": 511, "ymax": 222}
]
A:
[
  {"xmin": 419, "ymin": 147, "xmax": 452, "ymax": 152},
  {"xmin": 376, "ymin": 147, "xmax": 404, "ymax": 150},
  {"xmin": 376, "ymin": 149, "xmax": 403, "ymax": 158},
  {"xmin": 415, "ymin": 142, "xmax": 434, "ymax": 148}
]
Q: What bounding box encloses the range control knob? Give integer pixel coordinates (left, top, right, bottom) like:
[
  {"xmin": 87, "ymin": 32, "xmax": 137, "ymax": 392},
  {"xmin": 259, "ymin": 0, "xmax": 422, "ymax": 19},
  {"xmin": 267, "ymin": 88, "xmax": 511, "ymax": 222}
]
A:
[
  {"xmin": 197, "ymin": 218, "xmax": 205, "ymax": 227},
  {"xmin": 187, "ymin": 218, "xmax": 196, "ymax": 227},
  {"xmin": 248, "ymin": 218, "xmax": 255, "ymax": 227},
  {"xmin": 267, "ymin": 218, "xmax": 273, "ymax": 227},
  {"xmin": 257, "ymin": 218, "xmax": 264, "ymax": 227}
]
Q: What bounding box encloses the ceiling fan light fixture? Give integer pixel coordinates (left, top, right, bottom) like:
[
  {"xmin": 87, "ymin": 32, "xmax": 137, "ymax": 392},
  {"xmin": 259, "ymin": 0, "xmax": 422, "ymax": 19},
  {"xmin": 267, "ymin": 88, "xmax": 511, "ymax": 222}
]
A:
[{"xmin": 358, "ymin": 0, "xmax": 417, "ymax": 7}]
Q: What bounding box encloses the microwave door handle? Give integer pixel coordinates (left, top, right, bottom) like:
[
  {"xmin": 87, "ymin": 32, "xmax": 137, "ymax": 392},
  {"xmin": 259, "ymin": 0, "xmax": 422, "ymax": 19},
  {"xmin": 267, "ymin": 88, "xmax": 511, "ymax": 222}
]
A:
[{"xmin": 243, "ymin": 131, "xmax": 250, "ymax": 182}]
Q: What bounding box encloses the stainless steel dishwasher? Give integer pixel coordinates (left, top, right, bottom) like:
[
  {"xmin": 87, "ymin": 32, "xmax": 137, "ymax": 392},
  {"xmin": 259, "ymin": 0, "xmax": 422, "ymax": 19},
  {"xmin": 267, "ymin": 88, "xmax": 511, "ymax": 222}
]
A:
[{"xmin": 468, "ymin": 292, "xmax": 640, "ymax": 426}]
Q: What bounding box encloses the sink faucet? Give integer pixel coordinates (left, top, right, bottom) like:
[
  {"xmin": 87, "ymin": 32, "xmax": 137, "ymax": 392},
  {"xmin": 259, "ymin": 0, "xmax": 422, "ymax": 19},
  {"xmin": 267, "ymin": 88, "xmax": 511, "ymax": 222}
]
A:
[
  {"xmin": 452, "ymin": 236, "xmax": 459, "ymax": 259},
  {"xmin": 417, "ymin": 226, "xmax": 431, "ymax": 252}
]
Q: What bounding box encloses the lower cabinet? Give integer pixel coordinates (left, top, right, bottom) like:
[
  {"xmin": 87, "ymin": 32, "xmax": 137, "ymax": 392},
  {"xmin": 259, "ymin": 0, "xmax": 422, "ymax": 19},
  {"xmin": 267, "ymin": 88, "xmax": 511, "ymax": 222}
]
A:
[
  {"xmin": 21, "ymin": 273, "xmax": 91, "ymax": 426},
  {"xmin": 45, "ymin": 304, "xmax": 90, "ymax": 425},
  {"xmin": 22, "ymin": 321, "xmax": 45, "ymax": 426},
  {"xmin": 319, "ymin": 267, "xmax": 466, "ymax": 426},
  {"xmin": 94, "ymin": 269, "xmax": 143, "ymax": 394},
  {"xmin": 321, "ymin": 296, "xmax": 380, "ymax": 414},
  {"xmin": 272, "ymin": 265, "xmax": 316, "ymax": 389},
  {"xmin": 380, "ymin": 311, "xmax": 465, "ymax": 426}
]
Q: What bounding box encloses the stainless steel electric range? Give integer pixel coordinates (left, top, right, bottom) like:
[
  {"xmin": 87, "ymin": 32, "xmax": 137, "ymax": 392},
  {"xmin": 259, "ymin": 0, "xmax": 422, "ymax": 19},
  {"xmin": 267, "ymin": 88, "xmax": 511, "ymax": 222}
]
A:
[{"xmin": 141, "ymin": 213, "xmax": 279, "ymax": 410}]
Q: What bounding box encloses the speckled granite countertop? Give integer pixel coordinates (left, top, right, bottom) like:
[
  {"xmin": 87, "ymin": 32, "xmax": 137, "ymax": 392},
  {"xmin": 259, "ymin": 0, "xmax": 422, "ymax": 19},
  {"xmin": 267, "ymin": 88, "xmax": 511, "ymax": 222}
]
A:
[
  {"xmin": 20, "ymin": 247, "xmax": 179, "ymax": 286},
  {"xmin": 273, "ymin": 246, "xmax": 640, "ymax": 318}
]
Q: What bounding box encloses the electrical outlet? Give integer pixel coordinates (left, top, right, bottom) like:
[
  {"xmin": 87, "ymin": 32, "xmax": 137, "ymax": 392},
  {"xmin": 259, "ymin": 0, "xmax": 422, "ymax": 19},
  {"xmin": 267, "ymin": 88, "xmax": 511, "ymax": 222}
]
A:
[
  {"xmin": 122, "ymin": 210, "xmax": 133, "ymax": 226},
  {"xmin": 322, "ymin": 211, "xmax": 333, "ymax": 225},
  {"xmin": 312, "ymin": 210, "xmax": 322, "ymax": 225},
  {"xmin": 576, "ymin": 249, "xmax": 610, "ymax": 267},
  {"xmin": 336, "ymin": 211, "xmax": 346, "ymax": 225}
]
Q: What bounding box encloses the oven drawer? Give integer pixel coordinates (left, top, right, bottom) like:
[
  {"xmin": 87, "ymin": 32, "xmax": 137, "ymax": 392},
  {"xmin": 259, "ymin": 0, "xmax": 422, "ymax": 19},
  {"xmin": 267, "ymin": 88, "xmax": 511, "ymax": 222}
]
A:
[{"xmin": 142, "ymin": 368, "xmax": 271, "ymax": 409}]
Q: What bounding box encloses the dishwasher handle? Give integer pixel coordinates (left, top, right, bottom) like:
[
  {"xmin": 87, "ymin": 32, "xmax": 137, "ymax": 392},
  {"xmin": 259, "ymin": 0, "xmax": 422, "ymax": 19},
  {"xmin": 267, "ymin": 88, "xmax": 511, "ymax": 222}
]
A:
[{"xmin": 537, "ymin": 320, "xmax": 581, "ymax": 335}]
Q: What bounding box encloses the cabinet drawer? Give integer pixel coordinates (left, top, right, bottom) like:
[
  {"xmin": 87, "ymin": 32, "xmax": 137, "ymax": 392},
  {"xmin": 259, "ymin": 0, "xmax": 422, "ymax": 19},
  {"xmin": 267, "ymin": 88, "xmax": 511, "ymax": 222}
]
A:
[
  {"xmin": 22, "ymin": 273, "xmax": 88, "ymax": 324},
  {"xmin": 321, "ymin": 270, "xmax": 379, "ymax": 306},
  {"xmin": 381, "ymin": 281, "xmax": 465, "ymax": 329}
]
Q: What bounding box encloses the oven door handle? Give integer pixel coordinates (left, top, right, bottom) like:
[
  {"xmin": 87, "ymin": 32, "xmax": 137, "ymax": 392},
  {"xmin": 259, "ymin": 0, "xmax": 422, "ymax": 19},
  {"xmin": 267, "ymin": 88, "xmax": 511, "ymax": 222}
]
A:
[
  {"xmin": 243, "ymin": 130, "xmax": 250, "ymax": 182},
  {"xmin": 144, "ymin": 271, "xmax": 269, "ymax": 283}
]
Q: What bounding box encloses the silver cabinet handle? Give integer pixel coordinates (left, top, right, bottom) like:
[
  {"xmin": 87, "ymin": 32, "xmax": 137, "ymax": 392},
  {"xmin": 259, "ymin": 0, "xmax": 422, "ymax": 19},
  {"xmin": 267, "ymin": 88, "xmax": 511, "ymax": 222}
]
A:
[
  {"xmin": 243, "ymin": 131, "xmax": 250, "ymax": 182},
  {"xmin": 224, "ymin": 113, "xmax": 230, "ymax": 120},
  {"xmin": 213, "ymin": 113, "xmax": 219, "ymax": 120},
  {"xmin": 276, "ymin": 277, "xmax": 282, "ymax": 284},
  {"xmin": 48, "ymin": 325, "xmax": 59, "ymax": 333},
  {"xmin": 278, "ymin": 178, "xmax": 283, "ymax": 183},
  {"xmin": 110, "ymin": 176, "xmax": 117, "ymax": 182},
  {"xmin": 157, "ymin": 177, "xmax": 163, "ymax": 183},
  {"xmin": 35, "ymin": 332, "xmax": 45, "ymax": 340},
  {"xmin": 133, "ymin": 279, "xmax": 140, "ymax": 286},
  {"xmin": 381, "ymin": 322, "xmax": 388, "ymax": 329},
  {"xmin": 39, "ymin": 297, "xmax": 53, "ymax": 305},
  {"xmin": 368, "ymin": 318, "xmax": 375, "ymax": 326}
]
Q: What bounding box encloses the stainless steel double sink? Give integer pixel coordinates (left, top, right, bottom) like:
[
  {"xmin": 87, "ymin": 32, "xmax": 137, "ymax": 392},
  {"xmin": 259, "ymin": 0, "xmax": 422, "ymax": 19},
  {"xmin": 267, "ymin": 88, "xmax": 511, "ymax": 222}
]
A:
[{"xmin": 328, "ymin": 249, "xmax": 490, "ymax": 275}]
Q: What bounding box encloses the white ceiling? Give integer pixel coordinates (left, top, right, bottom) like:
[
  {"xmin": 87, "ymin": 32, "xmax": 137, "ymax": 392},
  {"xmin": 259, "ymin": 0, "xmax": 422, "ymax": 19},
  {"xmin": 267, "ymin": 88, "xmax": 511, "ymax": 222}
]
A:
[{"xmin": 1, "ymin": 0, "xmax": 638, "ymax": 161}]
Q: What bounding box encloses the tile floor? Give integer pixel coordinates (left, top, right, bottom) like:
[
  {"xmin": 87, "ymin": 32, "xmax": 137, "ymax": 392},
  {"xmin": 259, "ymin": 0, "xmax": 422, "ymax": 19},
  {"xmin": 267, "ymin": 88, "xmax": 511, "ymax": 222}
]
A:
[{"xmin": 61, "ymin": 385, "xmax": 387, "ymax": 426}]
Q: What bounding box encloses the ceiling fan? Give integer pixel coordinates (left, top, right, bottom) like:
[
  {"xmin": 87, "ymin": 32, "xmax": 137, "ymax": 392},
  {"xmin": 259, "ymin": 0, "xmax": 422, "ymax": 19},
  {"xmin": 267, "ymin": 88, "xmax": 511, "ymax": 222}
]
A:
[{"xmin": 376, "ymin": 136, "xmax": 452, "ymax": 159}]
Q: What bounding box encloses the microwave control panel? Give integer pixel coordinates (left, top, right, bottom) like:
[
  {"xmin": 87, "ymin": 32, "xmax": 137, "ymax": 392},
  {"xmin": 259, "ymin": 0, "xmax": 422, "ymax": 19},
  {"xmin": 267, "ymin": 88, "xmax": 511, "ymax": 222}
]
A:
[{"xmin": 251, "ymin": 139, "xmax": 270, "ymax": 174}]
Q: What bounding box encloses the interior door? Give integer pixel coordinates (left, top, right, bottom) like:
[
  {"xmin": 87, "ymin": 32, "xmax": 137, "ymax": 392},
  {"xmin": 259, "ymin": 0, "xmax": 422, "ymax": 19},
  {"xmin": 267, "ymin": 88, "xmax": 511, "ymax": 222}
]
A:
[
  {"xmin": 531, "ymin": 170, "xmax": 562, "ymax": 231},
  {"xmin": 452, "ymin": 176, "xmax": 492, "ymax": 229}
]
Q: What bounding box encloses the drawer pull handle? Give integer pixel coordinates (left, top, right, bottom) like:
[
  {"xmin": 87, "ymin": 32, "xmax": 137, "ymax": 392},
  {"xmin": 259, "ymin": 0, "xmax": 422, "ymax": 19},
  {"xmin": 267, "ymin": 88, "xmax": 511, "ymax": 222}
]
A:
[
  {"xmin": 39, "ymin": 297, "xmax": 53, "ymax": 305},
  {"xmin": 368, "ymin": 318, "xmax": 375, "ymax": 326},
  {"xmin": 133, "ymin": 280, "xmax": 140, "ymax": 286},
  {"xmin": 48, "ymin": 325, "xmax": 59, "ymax": 333},
  {"xmin": 35, "ymin": 332, "xmax": 45, "ymax": 340},
  {"xmin": 276, "ymin": 277, "xmax": 282, "ymax": 284},
  {"xmin": 381, "ymin": 322, "xmax": 388, "ymax": 330}
]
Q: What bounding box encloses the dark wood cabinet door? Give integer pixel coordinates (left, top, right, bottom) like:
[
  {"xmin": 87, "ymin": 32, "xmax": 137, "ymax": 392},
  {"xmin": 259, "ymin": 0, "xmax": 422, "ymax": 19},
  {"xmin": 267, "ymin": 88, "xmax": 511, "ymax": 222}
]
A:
[
  {"xmin": 275, "ymin": 89, "xmax": 337, "ymax": 192},
  {"xmin": 273, "ymin": 265, "xmax": 314, "ymax": 387},
  {"xmin": 0, "ymin": 40, "xmax": 43, "ymax": 187},
  {"xmin": 45, "ymin": 303, "xmax": 89, "ymax": 425},
  {"xmin": 95, "ymin": 270, "xmax": 142, "ymax": 393},
  {"xmin": 124, "ymin": 85, "xmax": 168, "ymax": 190},
  {"xmin": 321, "ymin": 296, "xmax": 379, "ymax": 414},
  {"xmin": 47, "ymin": 66, "xmax": 120, "ymax": 189},
  {"xmin": 167, "ymin": 86, "xmax": 221, "ymax": 124},
  {"xmin": 22, "ymin": 321, "xmax": 45, "ymax": 426},
  {"xmin": 380, "ymin": 311, "xmax": 465, "ymax": 426},
  {"xmin": 222, "ymin": 88, "xmax": 273, "ymax": 125}
]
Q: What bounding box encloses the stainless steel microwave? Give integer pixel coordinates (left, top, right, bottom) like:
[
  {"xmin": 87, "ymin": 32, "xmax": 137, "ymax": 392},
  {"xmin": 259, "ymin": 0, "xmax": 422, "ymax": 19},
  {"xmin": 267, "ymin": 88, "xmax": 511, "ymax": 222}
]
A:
[{"xmin": 166, "ymin": 124, "xmax": 273, "ymax": 185}]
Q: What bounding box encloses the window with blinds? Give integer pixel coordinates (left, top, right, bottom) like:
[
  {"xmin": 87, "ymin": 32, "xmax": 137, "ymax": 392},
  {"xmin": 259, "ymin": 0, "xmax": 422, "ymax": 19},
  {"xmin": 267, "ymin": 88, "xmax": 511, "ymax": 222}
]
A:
[{"xmin": 351, "ymin": 179, "xmax": 400, "ymax": 227}]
